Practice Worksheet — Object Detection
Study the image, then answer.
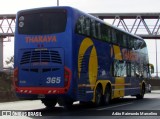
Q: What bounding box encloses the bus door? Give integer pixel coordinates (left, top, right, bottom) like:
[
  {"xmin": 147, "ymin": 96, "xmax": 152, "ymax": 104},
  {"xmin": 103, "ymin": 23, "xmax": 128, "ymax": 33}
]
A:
[{"xmin": 18, "ymin": 48, "xmax": 64, "ymax": 87}]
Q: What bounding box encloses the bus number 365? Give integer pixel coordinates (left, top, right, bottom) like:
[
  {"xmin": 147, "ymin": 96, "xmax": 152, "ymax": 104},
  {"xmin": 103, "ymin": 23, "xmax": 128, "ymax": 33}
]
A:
[{"xmin": 46, "ymin": 77, "xmax": 61, "ymax": 84}]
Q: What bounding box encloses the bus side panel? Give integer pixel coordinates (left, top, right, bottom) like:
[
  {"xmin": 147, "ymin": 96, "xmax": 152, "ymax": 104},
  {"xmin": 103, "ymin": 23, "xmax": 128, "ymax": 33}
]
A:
[{"xmin": 73, "ymin": 31, "xmax": 114, "ymax": 102}]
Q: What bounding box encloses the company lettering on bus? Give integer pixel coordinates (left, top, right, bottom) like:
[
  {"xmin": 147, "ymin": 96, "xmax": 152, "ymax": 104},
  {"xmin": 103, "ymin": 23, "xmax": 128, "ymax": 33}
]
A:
[{"xmin": 25, "ymin": 36, "xmax": 57, "ymax": 43}]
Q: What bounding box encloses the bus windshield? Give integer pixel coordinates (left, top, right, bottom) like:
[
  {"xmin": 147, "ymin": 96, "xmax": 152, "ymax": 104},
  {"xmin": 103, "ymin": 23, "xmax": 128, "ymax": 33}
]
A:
[{"xmin": 18, "ymin": 9, "xmax": 67, "ymax": 35}]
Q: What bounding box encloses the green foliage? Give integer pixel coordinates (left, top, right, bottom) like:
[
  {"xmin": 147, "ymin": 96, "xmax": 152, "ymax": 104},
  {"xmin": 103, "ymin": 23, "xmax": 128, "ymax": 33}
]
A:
[
  {"xmin": 0, "ymin": 72, "xmax": 12, "ymax": 91},
  {"xmin": 5, "ymin": 56, "xmax": 14, "ymax": 67}
]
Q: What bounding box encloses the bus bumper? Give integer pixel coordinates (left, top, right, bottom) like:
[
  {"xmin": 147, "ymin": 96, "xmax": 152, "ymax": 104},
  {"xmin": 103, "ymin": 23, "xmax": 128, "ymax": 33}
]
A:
[{"xmin": 15, "ymin": 87, "xmax": 68, "ymax": 95}]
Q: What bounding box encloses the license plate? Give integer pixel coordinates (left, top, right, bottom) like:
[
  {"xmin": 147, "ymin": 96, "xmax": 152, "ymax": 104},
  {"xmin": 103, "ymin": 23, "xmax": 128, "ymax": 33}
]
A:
[{"xmin": 38, "ymin": 94, "xmax": 45, "ymax": 98}]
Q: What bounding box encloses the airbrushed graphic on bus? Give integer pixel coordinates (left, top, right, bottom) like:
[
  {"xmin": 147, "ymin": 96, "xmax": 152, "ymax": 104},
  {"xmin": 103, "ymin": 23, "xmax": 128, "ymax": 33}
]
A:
[{"xmin": 78, "ymin": 37, "xmax": 98, "ymax": 90}]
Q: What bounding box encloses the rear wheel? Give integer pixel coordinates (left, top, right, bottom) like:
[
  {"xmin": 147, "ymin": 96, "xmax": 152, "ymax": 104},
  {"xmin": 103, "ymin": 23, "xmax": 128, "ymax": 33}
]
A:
[
  {"xmin": 58, "ymin": 98, "xmax": 73, "ymax": 109},
  {"xmin": 102, "ymin": 85, "xmax": 111, "ymax": 105},
  {"xmin": 41, "ymin": 99, "xmax": 57, "ymax": 109},
  {"xmin": 136, "ymin": 83, "xmax": 145, "ymax": 99},
  {"xmin": 64, "ymin": 101, "xmax": 73, "ymax": 109},
  {"xmin": 94, "ymin": 85, "xmax": 103, "ymax": 106}
]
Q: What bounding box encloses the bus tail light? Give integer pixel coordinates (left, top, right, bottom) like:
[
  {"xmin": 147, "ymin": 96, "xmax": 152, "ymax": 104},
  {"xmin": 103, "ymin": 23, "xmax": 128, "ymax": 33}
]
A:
[
  {"xmin": 64, "ymin": 67, "xmax": 71, "ymax": 87},
  {"xmin": 14, "ymin": 68, "xmax": 19, "ymax": 87}
]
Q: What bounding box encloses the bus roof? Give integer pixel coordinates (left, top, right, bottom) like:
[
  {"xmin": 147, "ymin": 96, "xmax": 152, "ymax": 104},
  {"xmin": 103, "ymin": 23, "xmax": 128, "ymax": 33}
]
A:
[{"xmin": 17, "ymin": 6, "xmax": 143, "ymax": 41}]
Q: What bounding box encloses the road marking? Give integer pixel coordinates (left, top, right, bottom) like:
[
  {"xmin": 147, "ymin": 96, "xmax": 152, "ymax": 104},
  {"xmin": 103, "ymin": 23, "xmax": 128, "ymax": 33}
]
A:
[{"xmin": 97, "ymin": 102, "xmax": 133, "ymax": 110}]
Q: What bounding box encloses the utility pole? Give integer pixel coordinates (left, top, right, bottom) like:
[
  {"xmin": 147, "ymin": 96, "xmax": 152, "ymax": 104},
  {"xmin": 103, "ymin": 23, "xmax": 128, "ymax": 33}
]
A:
[
  {"xmin": 0, "ymin": 37, "xmax": 3, "ymax": 71},
  {"xmin": 57, "ymin": 0, "xmax": 59, "ymax": 6},
  {"xmin": 155, "ymin": 39, "xmax": 158, "ymax": 78},
  {"xmin": 155, "ymin": 32, "xmax": 158, "ymax": 78}
]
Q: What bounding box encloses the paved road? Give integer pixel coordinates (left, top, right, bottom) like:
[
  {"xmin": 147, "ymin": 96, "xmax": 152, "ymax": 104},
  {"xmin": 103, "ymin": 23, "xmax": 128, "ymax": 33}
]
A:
[{"xmin": 0, "ymin": 90, "xmax": 160, "ymax": 119}]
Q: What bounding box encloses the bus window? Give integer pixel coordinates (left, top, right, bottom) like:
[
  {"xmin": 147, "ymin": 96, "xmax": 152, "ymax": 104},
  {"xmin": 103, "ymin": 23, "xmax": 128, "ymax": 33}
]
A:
[
  {"xmin": 101, "ymin": 24, "xmax": 110, "ymax": 42},
  {"xmin": 112, "ymin": 29, "xmax": 117, "ymax": 44},
  {"xmin": 127, "ymin": 62, "xmax": 131, "ymax": 77},
  {"xmin": 108, "ymin": 28, "xmax": 112, "ymax": 42},
  {"xmin": 128, "ymin": 37, "xmax": 134, "ymax": 49},
  {"xmin": 114, "ymin": 60, "xmax": 127, "ymax": 77},
  {"xmin": 18, "ymin": 9, "xmax": 67, "ymax": 35},
  {"xmin": 140, "ymin": 41, "xmax": 147, "ymax": 54},
  {"xmin": 126, "ymin": 36, "xmax": 130, "ymax": 48},
  {"xmin": 91, "ymin": 19, "xmax": 96, "ymax": 38},
  {"xmin": 134, "ymin": 39, "xmax": 140, "ymax": 50},
  {"xmin": 76, "ymin": 16, "xmax": 90, "ymax": 36},
  {"xmin": 121, "ymin": 61, "xmax": 127, "ymax": 77},
  {"xmin": 131, "ymin": 63, "xmax": 135, "ymax": 77},
  {"xmin": 84, "ymin": 17, "xmax": 90, "ymax": 36},
  {"xmin": 122, "ymin": 35, "xmax": 127, "ymax": 47},
  {"xmin": 114, "ymin": 60, "xmax": 119, "ymax": 76},
  {"xmin": 96, "ymin": 22, "xmax": 101, "ymax": 39},
  {"xmin": 135, "ymin": 63, "xmax": 140, "ymax": 77},
  {"xmin": 75, "ymin": 15, "xmax": 84, "ymax": 34},
  {"xmin": 117, "ymin": 31, "xmax": 123, "ymax": 46},
  {"xmin": 143, "ymin": 64, "xmax": 148, "ymax": 78}
]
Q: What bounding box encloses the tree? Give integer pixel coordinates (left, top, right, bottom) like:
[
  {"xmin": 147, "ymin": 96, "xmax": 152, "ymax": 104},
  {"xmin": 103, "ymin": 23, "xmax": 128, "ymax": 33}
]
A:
[{"xmin": 5, "ymin": 56, "xmax": 14, "ymax": 68}]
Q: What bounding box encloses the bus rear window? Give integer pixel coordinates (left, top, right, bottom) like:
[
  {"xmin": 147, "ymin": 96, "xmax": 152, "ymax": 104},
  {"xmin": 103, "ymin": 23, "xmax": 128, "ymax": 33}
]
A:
[{"xmin": 18, "ymin": 9, "xmax": 67, "ymax": 35}]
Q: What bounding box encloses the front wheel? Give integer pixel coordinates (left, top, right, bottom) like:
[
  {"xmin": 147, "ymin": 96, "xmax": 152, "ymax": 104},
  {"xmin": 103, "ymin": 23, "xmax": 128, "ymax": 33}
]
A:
[{"xmin": 136, "ymin": 84, "xmax": 145, "ymax": 99}]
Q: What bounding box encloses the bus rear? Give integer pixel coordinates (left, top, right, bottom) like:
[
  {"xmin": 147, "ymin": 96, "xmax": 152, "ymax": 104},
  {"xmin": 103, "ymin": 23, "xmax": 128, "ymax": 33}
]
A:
[{"xmin": 14, "ymin": 7, "xmax": 74, "ymax": 107}]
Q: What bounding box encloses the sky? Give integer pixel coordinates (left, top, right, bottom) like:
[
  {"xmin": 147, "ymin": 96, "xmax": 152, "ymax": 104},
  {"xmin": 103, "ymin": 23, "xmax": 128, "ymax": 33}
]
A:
[
  {"xmin": 1, "ymin": 0, "xmax": 160, "ymax": 14},
  {"xmin": 1, "ymin": 0, "xmax": 160, "ymax": 76}
]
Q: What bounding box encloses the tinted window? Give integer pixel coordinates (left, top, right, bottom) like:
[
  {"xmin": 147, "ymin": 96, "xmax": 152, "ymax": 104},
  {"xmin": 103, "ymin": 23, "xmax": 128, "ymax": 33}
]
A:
[
  {"xmin": 96, "ymin": 22, "xmax": 101, "ymax": 39},
  {"xmin": 114, "ymin": 60, "xmax": 126, "ymax": 77},
  {"xmin": 126, "ymin": 62, "xmax": 131, "ymax": 77},
  {"xmin": 91, "ymin": 19, "xmax": 96, "ymax": 38},
  {"xmin": 101, "ymin": 24, "xmax": 111, "ymax": 42},
  {"xmin": 122, "ymin": 35, "xmax": 127, "ymax": 47},
  {"xmin": 128, "ymin": 37, "xmax": 134, "ymax": 49},
  {"xmin": 116, "ymin": 31, "xmax": 123, "ymax": 46},
  {"xmin": 131, "ymin": 63, "xmax": 135, "ymax": 77},
  {"xmin": 76, "ymin": 16, "xmax": 91, "ymax": 36},
  {"xmin": 18, "ymin": 9, "xmax": 67, "ymax": 35},
  {"xmin": 112, "ymin": 29, "xmax": 117, "ymax": 44}
]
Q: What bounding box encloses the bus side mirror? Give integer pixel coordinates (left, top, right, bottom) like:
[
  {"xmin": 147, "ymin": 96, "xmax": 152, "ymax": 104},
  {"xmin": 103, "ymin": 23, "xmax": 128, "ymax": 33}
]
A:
[{"xmin": 149, "ymin": 64, "xmax": 154, "ymax": 74}]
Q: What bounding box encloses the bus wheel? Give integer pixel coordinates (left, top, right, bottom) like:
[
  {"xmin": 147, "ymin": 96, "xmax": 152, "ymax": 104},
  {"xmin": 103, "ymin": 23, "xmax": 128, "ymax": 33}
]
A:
[
  {"xmin": 58, "ymin": 98, "xmax": 73, "ymax": 109},
  {"xmin": 103, "ymin": 85, "xmax": 111, "ymax": 105},
  {"xmin": 136, "ymin": 84, "xmax": 145, "ymax": 99},
  {"xmin": 63, "ymin": 101, "xmax": 73, "ymax": 109},
  {"xmin": 95, "ymin": 85, "xmax": 102, "ymax": 106},
  {"xmin": 41, "ymin": 99, "xmax": 57, "ymax": 109}
]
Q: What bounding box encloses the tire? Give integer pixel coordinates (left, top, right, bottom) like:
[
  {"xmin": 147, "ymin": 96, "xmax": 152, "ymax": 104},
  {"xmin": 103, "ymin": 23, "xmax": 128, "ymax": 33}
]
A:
[
  {"xmin": 103, "ymin": 86, "xmax": 111, "ymax": 105},
  {"xmin": 58, "ymin": 98, "xmax": 73, "ymax": 109},
  {"xmin": 136, "ymin": 84, "xmax": 145, "ymax": 99},
  {"xmin": 94, "ymin": 85, "xmax": 102, "ymax": 106},
  {"xmin": 41, "ymin": 99, "xmax": 57, "ymax": 109}
]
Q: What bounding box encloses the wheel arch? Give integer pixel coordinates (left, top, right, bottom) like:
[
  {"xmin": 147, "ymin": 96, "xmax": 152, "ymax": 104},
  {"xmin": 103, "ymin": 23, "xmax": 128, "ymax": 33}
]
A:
[{"xmin": 92, "ymin": 80, "xmax": 111, "ymax": 102}]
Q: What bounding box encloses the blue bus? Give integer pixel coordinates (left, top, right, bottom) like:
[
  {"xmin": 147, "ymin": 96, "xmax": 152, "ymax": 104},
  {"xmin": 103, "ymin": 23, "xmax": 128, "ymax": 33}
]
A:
[{"xmin": 14, "ymin": 6, "xmax": 153, "ymax": 108}]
